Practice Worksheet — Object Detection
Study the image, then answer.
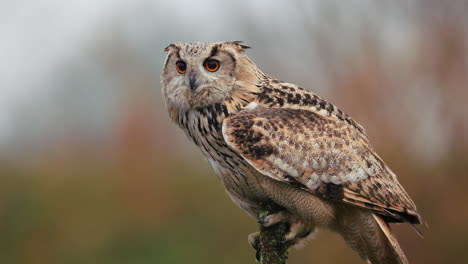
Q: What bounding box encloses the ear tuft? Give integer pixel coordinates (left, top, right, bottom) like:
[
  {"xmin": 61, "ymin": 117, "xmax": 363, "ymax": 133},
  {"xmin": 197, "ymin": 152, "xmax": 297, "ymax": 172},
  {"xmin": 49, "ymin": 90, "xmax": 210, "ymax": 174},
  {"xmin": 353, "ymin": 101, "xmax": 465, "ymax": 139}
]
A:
[
  {"xmin": 164, "ymin": 43, "xmax": 176, "ymax": 52},
  {"xmin": 229, "ymin": 41, "xmax": 251, "ymax": 51}
]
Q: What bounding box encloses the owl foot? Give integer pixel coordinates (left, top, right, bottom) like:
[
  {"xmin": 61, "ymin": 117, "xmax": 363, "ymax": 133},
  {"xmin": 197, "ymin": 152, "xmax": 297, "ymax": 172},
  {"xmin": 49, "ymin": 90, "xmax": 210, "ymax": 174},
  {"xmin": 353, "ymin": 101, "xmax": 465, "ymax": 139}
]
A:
[
  {"xmin": 248, "ymin": 232, "xmax": 261, "ymax": 261},
  {"xmin": 257, "ymin": 210, "xmax": 290, "ymax": 226},
  {"xmin": 248, "ymin": 231, "xmax": 260, "ymax": 250},
  {"xmin": 258, "ymin": 211, "xmax": 311, "ymax": 244},
  {"xmin": 284, "ymin": 220, "xmax": 310, "ymax": 243}
]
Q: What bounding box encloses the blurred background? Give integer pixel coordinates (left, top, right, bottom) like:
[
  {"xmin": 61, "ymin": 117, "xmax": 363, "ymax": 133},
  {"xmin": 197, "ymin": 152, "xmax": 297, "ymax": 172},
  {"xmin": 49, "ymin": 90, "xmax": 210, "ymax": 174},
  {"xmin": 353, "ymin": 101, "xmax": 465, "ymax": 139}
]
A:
[{"xmin": 1, "ymin": 1, "xmax": 467, "ymax": 263}]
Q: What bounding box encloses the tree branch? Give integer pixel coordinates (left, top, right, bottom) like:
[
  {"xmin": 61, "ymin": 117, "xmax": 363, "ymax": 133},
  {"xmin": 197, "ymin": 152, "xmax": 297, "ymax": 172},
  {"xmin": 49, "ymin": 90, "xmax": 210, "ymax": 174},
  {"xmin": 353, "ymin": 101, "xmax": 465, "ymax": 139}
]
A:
[{"xmin": 258, "ymin": 202, "xmax": 291, "ymax": 264}]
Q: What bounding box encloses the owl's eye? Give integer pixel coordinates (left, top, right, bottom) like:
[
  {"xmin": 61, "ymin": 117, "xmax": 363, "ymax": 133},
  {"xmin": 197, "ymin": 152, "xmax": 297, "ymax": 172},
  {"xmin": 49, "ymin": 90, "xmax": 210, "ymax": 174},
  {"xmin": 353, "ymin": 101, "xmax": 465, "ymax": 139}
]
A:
[
  {"xmin": 176, "ymin": 61, "xmax": 186, "ymax": 74},
  {"xmin": 204, "ymin": 59, "xmax": 220, "ymax": 72}
]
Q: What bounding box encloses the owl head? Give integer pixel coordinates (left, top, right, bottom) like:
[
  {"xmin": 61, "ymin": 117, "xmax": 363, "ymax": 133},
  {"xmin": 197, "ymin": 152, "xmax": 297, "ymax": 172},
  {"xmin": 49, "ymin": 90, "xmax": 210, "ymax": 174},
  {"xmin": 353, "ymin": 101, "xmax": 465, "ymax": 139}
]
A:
[{"xmin": 161, "ymin": 41, "xmax": 262, "ymax": 112}]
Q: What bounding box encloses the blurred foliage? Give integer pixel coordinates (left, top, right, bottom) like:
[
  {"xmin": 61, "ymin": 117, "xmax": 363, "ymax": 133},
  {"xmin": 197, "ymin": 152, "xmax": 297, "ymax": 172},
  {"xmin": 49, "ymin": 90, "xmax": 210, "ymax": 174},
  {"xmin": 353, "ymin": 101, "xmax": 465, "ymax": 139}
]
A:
[{"xmin": 1, "ymin": 1, "xmax": 468, "ymax": 263}]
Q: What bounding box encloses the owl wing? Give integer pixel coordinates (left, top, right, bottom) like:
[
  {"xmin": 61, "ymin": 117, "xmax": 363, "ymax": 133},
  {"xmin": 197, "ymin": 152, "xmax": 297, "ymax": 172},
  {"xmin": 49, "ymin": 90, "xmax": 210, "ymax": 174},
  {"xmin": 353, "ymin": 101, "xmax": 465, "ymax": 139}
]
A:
[{"xmin": 222, "ymin": 105, "xmax": 422, "ymax": 224}]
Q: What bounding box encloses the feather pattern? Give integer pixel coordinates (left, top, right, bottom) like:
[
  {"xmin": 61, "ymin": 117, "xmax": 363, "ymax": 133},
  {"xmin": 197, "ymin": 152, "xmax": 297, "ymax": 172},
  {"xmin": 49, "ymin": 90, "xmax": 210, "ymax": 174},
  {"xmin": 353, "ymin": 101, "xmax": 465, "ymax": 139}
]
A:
[{"xmin": 222, "ymin": 80, "xmax": 422, "ymax": 225}]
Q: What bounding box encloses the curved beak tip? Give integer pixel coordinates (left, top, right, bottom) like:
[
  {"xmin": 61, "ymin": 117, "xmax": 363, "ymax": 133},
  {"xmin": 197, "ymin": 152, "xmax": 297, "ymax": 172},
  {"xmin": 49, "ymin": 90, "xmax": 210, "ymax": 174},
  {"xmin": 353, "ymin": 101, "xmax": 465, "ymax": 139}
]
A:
[{"xmin": 189, "ymin": 72, "xmax": 198, "ymax": 90}]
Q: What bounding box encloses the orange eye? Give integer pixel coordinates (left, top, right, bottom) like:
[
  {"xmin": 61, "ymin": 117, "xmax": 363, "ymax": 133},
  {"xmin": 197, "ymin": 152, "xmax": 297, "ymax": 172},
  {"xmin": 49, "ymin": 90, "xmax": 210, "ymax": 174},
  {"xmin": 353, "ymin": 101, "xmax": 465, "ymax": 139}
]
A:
[
  {"xmin": 204, "ymin": 59, "xmax": 220, "ymax": 72},
  {"xmin": 176, "ymin": 61, "xmax": 186, "ymax": 74}
]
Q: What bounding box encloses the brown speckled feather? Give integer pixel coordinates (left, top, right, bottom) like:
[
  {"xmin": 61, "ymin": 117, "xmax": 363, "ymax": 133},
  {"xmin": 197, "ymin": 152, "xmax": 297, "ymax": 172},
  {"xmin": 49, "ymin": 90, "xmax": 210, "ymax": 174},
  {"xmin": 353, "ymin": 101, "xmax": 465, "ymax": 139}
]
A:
[{"xmin": 222, "ymin": 80, "xmax": 422, "ymax": 225}]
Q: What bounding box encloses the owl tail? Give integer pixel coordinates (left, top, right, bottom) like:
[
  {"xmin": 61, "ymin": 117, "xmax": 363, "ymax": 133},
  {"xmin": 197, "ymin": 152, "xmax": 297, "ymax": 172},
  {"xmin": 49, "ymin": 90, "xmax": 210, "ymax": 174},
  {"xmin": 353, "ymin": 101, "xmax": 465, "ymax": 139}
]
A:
[
  {"xmin": 339, "ymin": 211, "xmax": 409, "ymax": 264},
  {"xmin": 371, "ymin": 213, "xmax": 409, "ymax": 264}
]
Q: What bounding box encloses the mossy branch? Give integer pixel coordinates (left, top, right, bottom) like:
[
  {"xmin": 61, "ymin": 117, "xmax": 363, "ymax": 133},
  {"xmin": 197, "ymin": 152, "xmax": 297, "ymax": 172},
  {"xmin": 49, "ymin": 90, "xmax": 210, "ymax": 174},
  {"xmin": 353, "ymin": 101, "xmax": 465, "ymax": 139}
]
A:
[{"xmin": 257, "ymin": 202, "xmax": 291, "ymax": 264}]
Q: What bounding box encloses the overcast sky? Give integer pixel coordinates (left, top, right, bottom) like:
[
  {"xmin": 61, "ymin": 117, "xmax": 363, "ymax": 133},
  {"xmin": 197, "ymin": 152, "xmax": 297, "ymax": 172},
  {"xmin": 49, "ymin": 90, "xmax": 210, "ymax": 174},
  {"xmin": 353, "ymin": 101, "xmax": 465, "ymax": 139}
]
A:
[
  {"xmin": 1, "ymin": 0, "xmax": 465, "ymax": 162},
  {"xmin": 0, "ymin": 0, "xmax": 311, "ymax": 148}
]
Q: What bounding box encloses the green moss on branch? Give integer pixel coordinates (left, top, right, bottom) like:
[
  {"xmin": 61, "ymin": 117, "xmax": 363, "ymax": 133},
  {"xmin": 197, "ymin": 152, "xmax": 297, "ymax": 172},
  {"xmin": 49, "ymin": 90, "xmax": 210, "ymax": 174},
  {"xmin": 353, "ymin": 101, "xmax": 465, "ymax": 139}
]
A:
[{"xmin": 258, "ymin": 202, "xmax": 291, "ymax": 264}]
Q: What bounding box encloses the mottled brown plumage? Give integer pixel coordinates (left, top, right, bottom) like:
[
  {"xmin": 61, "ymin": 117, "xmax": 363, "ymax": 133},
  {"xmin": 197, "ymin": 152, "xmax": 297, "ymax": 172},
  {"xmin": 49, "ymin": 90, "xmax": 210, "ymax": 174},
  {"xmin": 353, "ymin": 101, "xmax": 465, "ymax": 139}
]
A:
[{"xmin": 161, "ymin": 41, "xmax": 422, "ymax": 264}]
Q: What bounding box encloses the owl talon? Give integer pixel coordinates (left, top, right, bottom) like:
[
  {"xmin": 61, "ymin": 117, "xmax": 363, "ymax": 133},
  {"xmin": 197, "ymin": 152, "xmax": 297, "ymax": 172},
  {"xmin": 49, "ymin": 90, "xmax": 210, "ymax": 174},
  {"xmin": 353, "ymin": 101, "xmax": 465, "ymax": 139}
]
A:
[
  {"xmin": 248, "ymin": 232, "xmax": 261, "ymax": 261},
  {"xmin": 258, "ymin": 211, "xmax": 311, "ymax": 245},
  {"xmin": 284, "ymin": 220, "xmax": 309, "ymax": 243},
  {"xmin": 280, "ymin": 234, "xmax": 296, "ymax": 244},
  {"xmin": 248, "ymin": 231, "xmax": 260, "ymax": 250},
  {"xmin": 261, "ymin": 211, "xmax": 290, "ymax": 227}
]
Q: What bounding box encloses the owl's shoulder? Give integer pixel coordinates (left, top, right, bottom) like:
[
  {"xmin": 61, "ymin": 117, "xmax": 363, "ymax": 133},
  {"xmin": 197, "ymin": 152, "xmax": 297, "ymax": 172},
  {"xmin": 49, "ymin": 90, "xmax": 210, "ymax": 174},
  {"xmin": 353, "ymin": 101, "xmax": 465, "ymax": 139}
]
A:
[{"xmin": 251, "ymin": 77, "xmax": 367, "ymax": 136}]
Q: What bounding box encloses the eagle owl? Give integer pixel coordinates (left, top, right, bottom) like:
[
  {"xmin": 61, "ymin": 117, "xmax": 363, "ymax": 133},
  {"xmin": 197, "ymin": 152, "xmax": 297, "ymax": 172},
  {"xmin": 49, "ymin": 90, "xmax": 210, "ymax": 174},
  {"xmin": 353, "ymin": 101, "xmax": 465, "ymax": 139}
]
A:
[{"xmin": 161, "ymin": 41, "xmax": 422, "ymax": 264}]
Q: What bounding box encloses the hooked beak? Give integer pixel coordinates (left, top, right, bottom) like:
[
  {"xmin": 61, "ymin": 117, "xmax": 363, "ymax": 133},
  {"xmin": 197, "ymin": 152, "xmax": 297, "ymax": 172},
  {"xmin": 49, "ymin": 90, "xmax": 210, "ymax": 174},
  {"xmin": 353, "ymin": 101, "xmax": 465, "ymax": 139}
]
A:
[{"xmin": 189, "ymin": 71, "xmax": 198, "ymax": 91}]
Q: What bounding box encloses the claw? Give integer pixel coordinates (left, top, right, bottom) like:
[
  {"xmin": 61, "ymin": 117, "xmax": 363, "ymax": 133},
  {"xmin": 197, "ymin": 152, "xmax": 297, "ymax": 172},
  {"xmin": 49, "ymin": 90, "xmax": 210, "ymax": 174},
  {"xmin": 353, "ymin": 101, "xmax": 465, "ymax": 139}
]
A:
[
  {"xmin": 248, "ymin": 231, "xmax": 260, "ymax": 250},
  {"xmin": 254, "ymin": 210, "xmax": 313, "ymax": 252},
  {"xmin": 262, "ymin": 211, "xmax": 290, "ymax": 227},
  {"xmin": 284, "ymin": 220, "xmax": 308, "ymax": 242},
  {"xmin": 247, "ymin": 232, "xmax": 260, "ymax": 261},
  {"xmin": 281, "ymin": 235, "xmax": 296, "ymax": 244},
  {"xmin": 249, "ymin": 231, "xmax": 262, "ymax": 262}
]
